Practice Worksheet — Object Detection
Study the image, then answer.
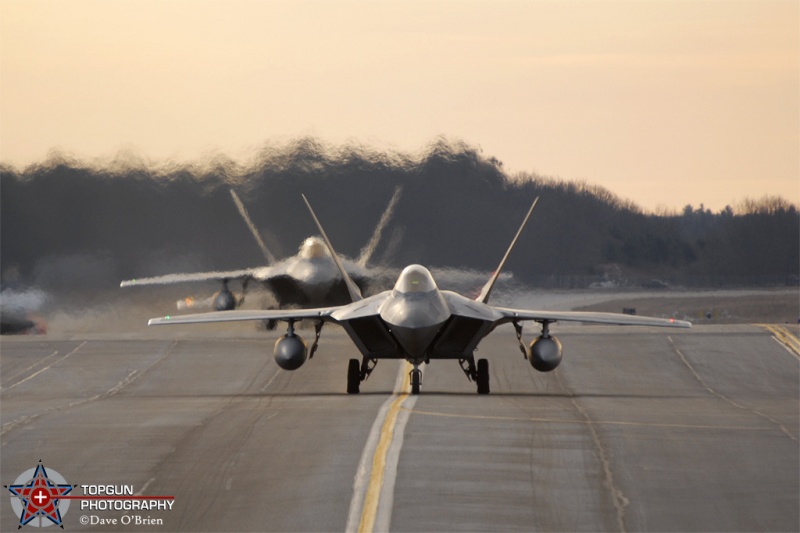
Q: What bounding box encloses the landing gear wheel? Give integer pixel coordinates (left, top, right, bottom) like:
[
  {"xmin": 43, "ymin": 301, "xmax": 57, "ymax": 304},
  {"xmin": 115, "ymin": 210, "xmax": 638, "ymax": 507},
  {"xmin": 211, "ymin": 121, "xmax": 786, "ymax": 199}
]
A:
[
  {"xmin": 410, "ymin": 369, "xmax": 421, "ymax": 395},
  {"xmin": 476, "ymin": 358, "xmax": 490, "ymax": 394},
  {"xmin": 347, "ymin": 358, "xmax": 361, "ymax": 394}
]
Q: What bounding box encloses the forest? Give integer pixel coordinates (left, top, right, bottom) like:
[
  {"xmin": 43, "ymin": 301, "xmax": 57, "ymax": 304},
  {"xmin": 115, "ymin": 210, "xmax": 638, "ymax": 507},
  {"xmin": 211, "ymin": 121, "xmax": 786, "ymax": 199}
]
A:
[{"xmin": 2, "ymin": 138, "xmax": 797, "ymax": 292}]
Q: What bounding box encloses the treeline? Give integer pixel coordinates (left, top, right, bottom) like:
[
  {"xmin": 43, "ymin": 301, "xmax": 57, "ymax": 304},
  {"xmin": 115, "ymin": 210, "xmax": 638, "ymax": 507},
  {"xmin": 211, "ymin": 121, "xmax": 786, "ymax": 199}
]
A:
[{"xmin": 1, "ymin": 137, "xmax": 797, "ymax": 291}]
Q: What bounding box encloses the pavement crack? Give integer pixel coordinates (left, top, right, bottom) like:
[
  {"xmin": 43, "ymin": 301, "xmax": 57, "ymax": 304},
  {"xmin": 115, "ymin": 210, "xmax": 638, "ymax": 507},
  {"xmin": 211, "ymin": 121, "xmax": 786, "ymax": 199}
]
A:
[
  {"xmin": 555, "ymin": 372, "xmax": 629, "ymax": 533},
  {"xmin": 667, "ymin": 335, "xmax": 797, "ymax": 442}
]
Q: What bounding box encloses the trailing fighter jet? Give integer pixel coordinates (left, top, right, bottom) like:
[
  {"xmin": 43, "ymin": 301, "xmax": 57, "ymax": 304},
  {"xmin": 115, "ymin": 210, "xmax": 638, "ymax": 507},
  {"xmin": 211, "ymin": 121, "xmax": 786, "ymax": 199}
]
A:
[
  {"xmin": 121, "ymin": 187, "xmax": 401, "ymax": 311},
  {"xmin": 147, "ymin": 195, "xmax": 691, "ymax": 395}
]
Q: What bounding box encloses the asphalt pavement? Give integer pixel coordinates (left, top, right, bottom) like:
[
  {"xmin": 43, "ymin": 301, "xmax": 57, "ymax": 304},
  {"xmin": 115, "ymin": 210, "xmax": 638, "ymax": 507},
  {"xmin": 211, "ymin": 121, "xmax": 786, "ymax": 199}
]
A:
[{"xmin": 1, "ymin": 324, "xmax": 797, "ymax": 532}]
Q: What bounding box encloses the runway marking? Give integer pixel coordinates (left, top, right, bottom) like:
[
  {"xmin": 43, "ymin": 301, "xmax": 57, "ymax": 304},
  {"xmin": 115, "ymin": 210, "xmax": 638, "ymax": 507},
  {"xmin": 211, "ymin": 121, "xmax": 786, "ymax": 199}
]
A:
[
  {"xmin": 0, "ymin": 342, "xmax": 86, "ymax": 392},
  {"xmin": 359, "ymin": 374, "xmax": 408, "ymax": 533},
  {"xmin": 668, "ymin": 336, "xmax": 797, "ymax": 442},
  {"xmin": 1, "ymin": 367, "xmax": 136, "ymax": 436},
  {"xmin": 346, "ymin": 361, "xmax": 418, "ymax": 533},
  {"xmin": 758, "ymin": 324, "xmax": 800, "ymax": 361},
  {"xmin": 1, "ymin": 349, "xmax": 60, "ymax": 388},
  {"xmin": 0, "ymin": 341, "xmax": 178, "ymax": 437},
  {"xmin": 134, "ymin": 477, "xmax": 156, "ymax": 496},
  {"xmin": 399, "ymin": 407, "xmax": 779, "ymax": 433}
]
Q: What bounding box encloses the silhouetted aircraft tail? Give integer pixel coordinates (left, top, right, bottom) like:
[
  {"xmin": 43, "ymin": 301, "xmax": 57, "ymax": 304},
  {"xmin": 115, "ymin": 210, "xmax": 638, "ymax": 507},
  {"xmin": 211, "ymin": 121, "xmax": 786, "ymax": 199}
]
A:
[
  {"xmin": 230, "ymin": 188, "xmax": 278, "ymax": 264},
  {"xmin": 301, "ymin": 194, "xmax": 364, "ymax": 302},
  {"xmin": 476, "ymin": 196, "xmax": 539, "ymax": 304}
]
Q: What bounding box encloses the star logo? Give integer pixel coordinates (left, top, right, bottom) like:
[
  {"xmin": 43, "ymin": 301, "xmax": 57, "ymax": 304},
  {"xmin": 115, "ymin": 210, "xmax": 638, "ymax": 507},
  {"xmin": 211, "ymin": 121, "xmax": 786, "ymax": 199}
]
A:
[{"xmin": 5, "ymin": 461, "xmax": 75, "ymax": 529}]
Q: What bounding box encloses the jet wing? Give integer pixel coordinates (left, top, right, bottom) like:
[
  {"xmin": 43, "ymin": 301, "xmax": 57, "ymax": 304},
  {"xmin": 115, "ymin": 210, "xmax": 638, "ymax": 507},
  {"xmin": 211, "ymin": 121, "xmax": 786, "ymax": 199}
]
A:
[
  {"xmin": 494, "ymin": 307, "xmax": 692, "ymax": 328},
  {"xmin": 120, "ymin": 268, "xmax": 260, "ymax": 287},
  {"xmin": 428, "ymin": 298, "xmax": 689, "ymax": 360},
  {"xmin": 148, "ymin": 307, "xmax": 339, "ymax": 326}
]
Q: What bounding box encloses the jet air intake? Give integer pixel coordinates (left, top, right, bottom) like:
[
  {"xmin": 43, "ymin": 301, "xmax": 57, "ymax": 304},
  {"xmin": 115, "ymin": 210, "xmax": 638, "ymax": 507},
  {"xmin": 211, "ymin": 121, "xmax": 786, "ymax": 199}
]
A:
[{"xmin": 529, "ymin": 335, "xmax": 563, "ymax": 372}]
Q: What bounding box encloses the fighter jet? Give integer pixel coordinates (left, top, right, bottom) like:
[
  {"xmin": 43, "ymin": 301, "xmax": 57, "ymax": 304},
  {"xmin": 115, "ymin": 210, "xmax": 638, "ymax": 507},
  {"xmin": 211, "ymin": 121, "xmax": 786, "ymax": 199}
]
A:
[
  {"xmin": 121, "ymin": 187, "xmax": 401, "ymax": 311},
  {"xmin": 0, "ymin": 280, "xmax": 47, "ymax": 335},
  {"xmin": 147, "ymin": 195, "xmax": 691, "ymax": 395}
]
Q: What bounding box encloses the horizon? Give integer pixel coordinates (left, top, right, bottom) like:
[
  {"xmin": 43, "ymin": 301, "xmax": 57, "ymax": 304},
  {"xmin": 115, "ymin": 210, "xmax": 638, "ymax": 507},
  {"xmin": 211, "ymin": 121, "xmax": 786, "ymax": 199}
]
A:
[{"xmin": 1, "ymin": 0, "xmax": 797, "ymax": 212}]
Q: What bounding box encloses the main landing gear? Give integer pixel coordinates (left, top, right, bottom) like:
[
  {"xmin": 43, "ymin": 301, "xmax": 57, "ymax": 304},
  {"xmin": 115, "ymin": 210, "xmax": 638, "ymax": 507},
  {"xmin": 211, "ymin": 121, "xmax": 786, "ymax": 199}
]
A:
[
  {"xmin": 459, "ymin": 356, "xmax": 490, "ymax": 394},
  {"xmin": 346, "ymin": 357, "xmax": 378, "ymax": 394},
  {"xmin": 347, "ymin": 357, "xmax": 490, "ymax": 396}
]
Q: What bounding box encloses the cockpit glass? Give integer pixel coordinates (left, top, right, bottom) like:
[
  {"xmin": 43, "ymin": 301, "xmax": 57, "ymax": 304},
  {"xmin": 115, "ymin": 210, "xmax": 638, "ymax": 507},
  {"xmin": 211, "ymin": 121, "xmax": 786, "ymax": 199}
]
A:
[
  {"xmin": 299, "ymin": 237, "xmax": 328, "ymax": 259},
  {"xmin": 393, "ymin": 265, "xmax": 437, "ymax": 294}
]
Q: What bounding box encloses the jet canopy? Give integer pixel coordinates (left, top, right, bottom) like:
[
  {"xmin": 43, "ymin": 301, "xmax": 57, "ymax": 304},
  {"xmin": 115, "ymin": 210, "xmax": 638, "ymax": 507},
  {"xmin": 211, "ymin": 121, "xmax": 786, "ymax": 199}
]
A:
[
  {"xmin": 393, "ymin": 265, "xmax": 438, "ymax": 294},
  {"xmin": 298, "ymin": 237, "xmax": 330, "ymax": 259}
]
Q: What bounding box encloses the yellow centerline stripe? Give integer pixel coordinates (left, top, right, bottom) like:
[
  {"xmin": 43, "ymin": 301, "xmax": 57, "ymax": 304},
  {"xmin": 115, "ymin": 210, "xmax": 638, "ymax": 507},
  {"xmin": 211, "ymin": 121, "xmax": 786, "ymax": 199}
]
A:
[
  {"xmin": 358, "ymin": 362, "xmax": 411, "ymax": 533},
  {"xmin": 758, "ymin": 324, "xmax": 800, "ymax": 360}
]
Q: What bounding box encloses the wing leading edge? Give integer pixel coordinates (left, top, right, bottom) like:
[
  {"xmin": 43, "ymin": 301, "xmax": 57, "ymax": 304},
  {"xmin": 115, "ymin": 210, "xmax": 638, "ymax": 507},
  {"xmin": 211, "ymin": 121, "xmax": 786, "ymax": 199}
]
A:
[
  {"xmin": 147, "ymin": 290, "xmax": 689, "ymax": 329},
  {"xmin": 120, "ymin": 268, "xmax": 258, "ymax": 287},
  {"xmin": 494, "ymin": 307, "xmax": 691, "ymax": 328},
  {"xmin": 147, "ymin": 307, "xmax": 338, "ymax": 326}
]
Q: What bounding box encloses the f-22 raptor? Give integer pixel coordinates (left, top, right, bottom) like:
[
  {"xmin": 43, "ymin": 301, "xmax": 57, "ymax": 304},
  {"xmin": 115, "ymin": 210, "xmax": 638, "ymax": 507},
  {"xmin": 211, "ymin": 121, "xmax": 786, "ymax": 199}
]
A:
[
  {"xmin": 122, "ymin": 188, "xmax": 401, "ymax": 312},
  {"xmin": 148, "ymin": 196, "xmax": 691, "ymax": 395}
]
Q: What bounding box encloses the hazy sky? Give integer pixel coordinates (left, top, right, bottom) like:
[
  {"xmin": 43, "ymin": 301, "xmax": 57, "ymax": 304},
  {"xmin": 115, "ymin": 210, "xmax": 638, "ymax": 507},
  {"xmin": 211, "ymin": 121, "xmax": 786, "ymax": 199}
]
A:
[{"xmin": 1, "ymin": 0, "xmax": 797, "ymax": 211}]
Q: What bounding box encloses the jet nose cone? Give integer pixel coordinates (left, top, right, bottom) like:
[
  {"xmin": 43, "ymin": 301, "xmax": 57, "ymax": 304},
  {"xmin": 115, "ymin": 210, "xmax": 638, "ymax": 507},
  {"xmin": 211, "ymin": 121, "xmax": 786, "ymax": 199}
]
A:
[{"xmin": 391, "ymin": 323, "xmax": 443, "ymax": 359}]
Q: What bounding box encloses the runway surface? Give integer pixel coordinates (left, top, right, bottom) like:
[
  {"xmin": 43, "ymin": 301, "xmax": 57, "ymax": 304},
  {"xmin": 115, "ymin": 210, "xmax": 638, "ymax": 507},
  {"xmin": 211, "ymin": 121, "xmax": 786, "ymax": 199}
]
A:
[{"xmin": 2, "ymin": 323, "xmax": 798, "ymax": 532}]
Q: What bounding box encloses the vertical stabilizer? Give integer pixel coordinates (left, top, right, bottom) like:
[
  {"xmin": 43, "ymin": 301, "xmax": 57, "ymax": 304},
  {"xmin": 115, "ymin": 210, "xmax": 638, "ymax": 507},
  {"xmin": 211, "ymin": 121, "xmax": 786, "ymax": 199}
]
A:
[
  {"xmin": 357, "ymin": 185, "xmax": 403, "ymax": 267},
  {"xmin": 230, "ymin": 189, "xmax": 278, "ymax": 264},
  {"xmin": 476, "ymin": 197, "xmax": 539, "ymax": 304},
  {"xmin": 301, "ymin": 194, "xmax": 364, "ymax": 302}
]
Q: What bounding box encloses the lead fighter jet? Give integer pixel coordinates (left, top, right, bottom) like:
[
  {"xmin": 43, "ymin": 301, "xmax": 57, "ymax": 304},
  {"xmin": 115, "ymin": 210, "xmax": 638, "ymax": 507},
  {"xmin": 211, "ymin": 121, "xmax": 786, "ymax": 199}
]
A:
[{"xmin": 148, "ymin": 195, "xmax": 691, "ymax": 395}]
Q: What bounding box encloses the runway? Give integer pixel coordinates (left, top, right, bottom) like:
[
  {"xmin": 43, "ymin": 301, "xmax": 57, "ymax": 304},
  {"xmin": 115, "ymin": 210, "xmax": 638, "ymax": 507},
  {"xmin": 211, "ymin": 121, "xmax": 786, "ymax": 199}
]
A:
[{"xmin": 1, "ymin": 324, "xmax": 798, "ymax": 532}]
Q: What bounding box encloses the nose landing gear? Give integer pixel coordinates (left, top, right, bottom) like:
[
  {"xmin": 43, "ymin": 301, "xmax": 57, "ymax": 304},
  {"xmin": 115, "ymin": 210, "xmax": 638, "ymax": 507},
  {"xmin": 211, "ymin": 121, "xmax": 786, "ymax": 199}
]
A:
[{"xmin": 410, "ymin": 366, "xmax": 422, "ymax": 395}]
